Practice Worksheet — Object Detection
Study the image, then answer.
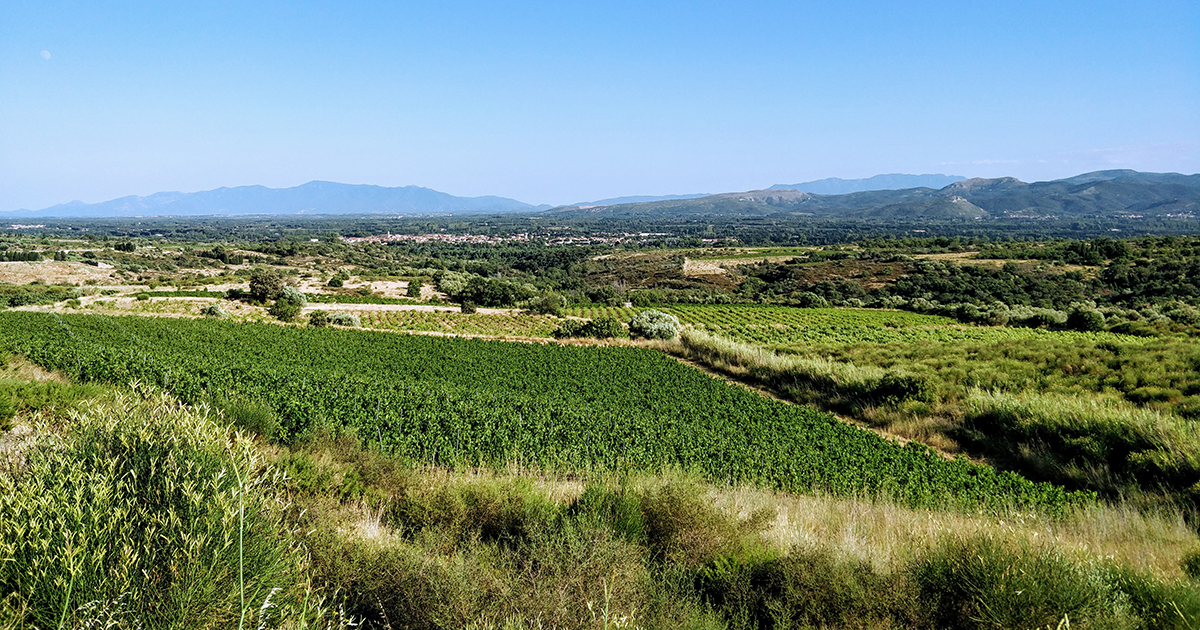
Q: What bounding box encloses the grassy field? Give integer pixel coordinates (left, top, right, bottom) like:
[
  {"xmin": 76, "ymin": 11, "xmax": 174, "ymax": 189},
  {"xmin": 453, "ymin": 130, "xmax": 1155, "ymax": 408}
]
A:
[{"xmin": 670, "ymin": 326, "xmax": 1200, "ymax": 510}]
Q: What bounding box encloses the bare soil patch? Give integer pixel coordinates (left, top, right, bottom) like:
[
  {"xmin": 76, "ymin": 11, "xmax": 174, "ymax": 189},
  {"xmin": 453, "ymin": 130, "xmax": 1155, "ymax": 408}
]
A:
[{"xmin": 0, "ymin": 261, "xmax": 117, "ymax": 286}]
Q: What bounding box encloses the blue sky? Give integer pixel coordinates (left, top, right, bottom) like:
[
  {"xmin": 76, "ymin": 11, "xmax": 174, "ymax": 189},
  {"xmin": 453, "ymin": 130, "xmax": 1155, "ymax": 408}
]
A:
[{"xmin": 2, "ymin": 0, "xmax": 1197, "ymax": 211}]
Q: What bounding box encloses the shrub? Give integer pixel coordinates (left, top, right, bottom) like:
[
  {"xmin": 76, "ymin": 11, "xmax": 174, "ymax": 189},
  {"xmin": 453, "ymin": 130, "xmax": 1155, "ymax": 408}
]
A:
[
  {"xmin": 406, "ymin": 279, "xmax": 422, "ymax": 298},
  {"xmin": 697, "ymin": 549, "xmax": 913, "ymax": 630},
  {"xmin": 790, "ymin": 292, "xmax": 830, "ymax": 308},
  {"xmin": 308, "ymin": 309, "xmax": 329, "ymax": 327},
  {"xmin": 914, "ymin": 536, "xmax": 1130, "ymax": 629},
  {"xmin": 629, "ymin": 309, "xmax": 680, "ymax": 340},
  {"xmin": 200, "ymin": 303, "xmax": 228, "ymax": 318},
  {"xmin": 387, "ymin": 477, "xmax": 559, "ymax": 547},
  {"xmin": 1068, "ymin": 307, "xmax": 1106, "ymax": 332},
  {"xmin": 551, "ymin": 316, "xmax": 625, "ymax": 339},
  {"xmin": 268, "ymin": 287, "xmax": 308, "ymax": 322},
  {"xmin": 135, "ymin": 293, "xmax": 150, "ymax": 301},
  {"xmin": 328, "ymin": 312, "xmax": 361, "ymax": 327},
  {"xmin": 525, "ymin": 291, "xmax": 565, "ymax": 316},
  {"xmin": 326, "ymin": 274, "xmax": 344, "ymax": 288},
  {"xmin": 268, "ymin": 299, "xmax": 302, "ymax": 322},
  {"xmin": 460, "ymin": 301, "xmax": 477, "ymax": 314},
  {"xmin": 248, "ymin": 268, "xmax": 284, "ymax": 302}
]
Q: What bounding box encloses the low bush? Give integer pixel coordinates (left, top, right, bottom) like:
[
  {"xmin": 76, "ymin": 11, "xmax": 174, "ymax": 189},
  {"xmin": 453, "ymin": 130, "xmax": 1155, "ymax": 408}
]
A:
[
  {"xmin": 914, "ymin": 536, "xmax": 1136, "ymax": 630},
  {"xmin": 629, "ymin": 309, "xmax": 680, "ymax": 340},
  {"xmin": 387, "ymin": 477, "xmax": 560, "ymax": 549},
  {"xmin": 552, "ymin": 316, "xmax": 625, "ymax": 339},
  {"xmin": 405, "ymin": 279, "xmax": 422, "ymax": 298},
  {"xmin": 268, "ymin": 286, "xmax": 308, "ymax": 322},
  {"xmin": 697, "ymin": 548, "xmax": 916, "ymax": 630},
  {"xmin": 200, "ymin": 302, "xmax": 229, "ymax": 318},
  {"xmin": 328, "ymin": 312, "xmax": 360, "ymax": 327},
  {"xmin": 308, "ymin": 309, "xmax": 330, "ymax": 327}
]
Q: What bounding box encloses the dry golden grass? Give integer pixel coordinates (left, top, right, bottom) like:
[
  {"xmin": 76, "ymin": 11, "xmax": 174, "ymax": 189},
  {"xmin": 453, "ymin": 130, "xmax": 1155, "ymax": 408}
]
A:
[
  {"xmin": 323, "ymin": 466, "xmax": 1198, "ymax": 582},
  {"xmin": 711, "ymin": 485, "xmax": 1197, "ymax": 579},
  {"xmin": 0, "ymin": 356, "xmax": 69, "ymax": 384}
]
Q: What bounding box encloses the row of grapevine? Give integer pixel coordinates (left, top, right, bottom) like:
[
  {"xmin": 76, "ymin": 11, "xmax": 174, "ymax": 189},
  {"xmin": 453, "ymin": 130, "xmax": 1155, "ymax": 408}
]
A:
[
  {"xmin": 561, "ymin": 305, "xmax": 1144, "ymax": 348},
  {"xmin": 357, "ymin": 309, "xmax": 560, "ymax": 337},
  {"xmin": 0, "ymin": 312, "xmax": 1092, "ymax": 514}
]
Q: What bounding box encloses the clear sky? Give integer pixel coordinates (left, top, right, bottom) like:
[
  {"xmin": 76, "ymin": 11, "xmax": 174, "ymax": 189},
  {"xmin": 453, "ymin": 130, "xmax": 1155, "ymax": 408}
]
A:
[{"xmin": 2, "ymin": 0, "xmax": 1197, "ymax": 211}]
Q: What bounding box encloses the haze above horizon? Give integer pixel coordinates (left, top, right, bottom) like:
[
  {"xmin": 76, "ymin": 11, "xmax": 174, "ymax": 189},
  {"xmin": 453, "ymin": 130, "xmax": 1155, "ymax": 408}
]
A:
[{"xmin": 2, "ymin": 1, "xmax": 1197, "ymax": 213}]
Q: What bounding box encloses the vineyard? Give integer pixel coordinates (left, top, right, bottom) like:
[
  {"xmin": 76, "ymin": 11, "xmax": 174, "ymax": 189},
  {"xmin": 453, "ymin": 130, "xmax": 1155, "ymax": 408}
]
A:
[
  {"xmin": 561, "ymin": 305, "xmax": 954, "ymax": 327},
  {"xmin": 0, "ymin": 312, "xmax": 1089, "ymax": 513},
  {"xmin": 562, "ymin": 304, "xmax": 1147, "ymax": 347},
  {"xmin": 355, "ymin": 309, "xmax": 560, "ymax": 337}
]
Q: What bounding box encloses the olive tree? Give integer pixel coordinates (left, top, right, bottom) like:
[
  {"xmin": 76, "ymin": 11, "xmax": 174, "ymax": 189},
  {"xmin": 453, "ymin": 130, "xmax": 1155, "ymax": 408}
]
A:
[{"xmin": 628, "ymin": 310, "xmax": 680, "ymax": 340}]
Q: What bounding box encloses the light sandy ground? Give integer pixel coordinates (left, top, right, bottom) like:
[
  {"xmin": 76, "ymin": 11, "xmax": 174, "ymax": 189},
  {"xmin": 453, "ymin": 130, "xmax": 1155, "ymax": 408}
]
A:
[
  {"xmin": 683, "ymin": 256, "xmax": 799, "ymax": 277},
  {"xmin": 0, "ymin": 261, "xmax": 120, "ymax": 285},
  {"xmin": 912, "ymin": 252, "xmax": 1097, "ymax": 274},
  {"xmin": 300, "ymin": 303, "xmax": 520, "ymax": 315}
]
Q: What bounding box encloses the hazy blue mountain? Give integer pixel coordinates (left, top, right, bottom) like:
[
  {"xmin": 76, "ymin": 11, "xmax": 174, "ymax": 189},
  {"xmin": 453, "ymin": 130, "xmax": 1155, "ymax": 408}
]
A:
[
  {"xmin": 571, "ymin": 193, "xmax": 711, "ymax": 207},
  {"xmin": 547, "ymin": 171, "xmax": 1200, "ymax": 220},
  {"xmin": 768, "ymin": 173, "xmax": 967, "ymax": 194},
  {"xmin": 7, "ymin": 181, "xmax": 545, "ymax": 218}
]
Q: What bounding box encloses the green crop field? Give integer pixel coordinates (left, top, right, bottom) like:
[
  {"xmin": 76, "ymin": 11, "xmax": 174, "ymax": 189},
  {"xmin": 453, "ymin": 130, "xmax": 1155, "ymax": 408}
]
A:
[
  {"xmin": 0, "ymin": 312, "xmax": 1088, "ymax": 513},
  {"xmin": 564, "ymin": 305, "xmax": 1146, "ymax": 347},
  {"xmin": 356, "ymin": 309, "xmax": 560, "ymax": 337},
  {"xmin": 563, "ymin": 305, "xmax": 950, "ymax": 327}
]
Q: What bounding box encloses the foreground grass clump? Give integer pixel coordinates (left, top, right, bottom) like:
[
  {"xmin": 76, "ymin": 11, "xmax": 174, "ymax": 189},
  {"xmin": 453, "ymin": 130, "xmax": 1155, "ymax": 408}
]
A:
[{"xmin": 0, "ymin": 386, "xmax": 342, "ymax": 629}]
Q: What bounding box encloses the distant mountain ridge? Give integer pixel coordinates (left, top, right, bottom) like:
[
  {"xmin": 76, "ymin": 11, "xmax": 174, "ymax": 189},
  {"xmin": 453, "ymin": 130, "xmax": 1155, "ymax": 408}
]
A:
[
  {"xmin": 8, "ymin": 170, "xmax": 1197, "ymax": 220},
  {"xmin": 7, "ymin": 181, "xmax": 546, "ymax": 218},
  {"xmin": 769, "ymin": 173, "xmax": 967, "ymax": 194},
  {"xmin": 548, "ymin": 170, "xmax": 1200, "ymax": 220},
  {"xmin": 572, "ymin": 193, "xmax": 711, "ymax": 207}
]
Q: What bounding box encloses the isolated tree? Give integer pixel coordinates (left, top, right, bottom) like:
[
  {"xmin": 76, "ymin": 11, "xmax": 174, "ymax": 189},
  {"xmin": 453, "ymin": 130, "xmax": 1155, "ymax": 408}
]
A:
[
  {"xmin": 268, "ymin": 286, "xmax": 307, "ymax": 322},
  {"xmin": 248, "ymin": 268, "xmax": 284, "ymax": 302},
  {"xmin": 406, "ymin": 279, "xmax": 423, "ymax": 298}
]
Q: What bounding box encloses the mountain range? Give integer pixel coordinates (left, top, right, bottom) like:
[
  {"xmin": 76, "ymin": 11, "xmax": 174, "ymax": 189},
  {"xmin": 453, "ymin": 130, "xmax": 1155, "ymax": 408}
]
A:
[
  {"xmin": 5, "ymin": 170, "xmax": 1198, "ymax": 220},
  {"xmin": 7, "ymin": 181, "xmax": 546, "ymax": 218},
  {"xmin": 767, "ymin": 173, "xmax": 966, "ymax": 194},
  {"xmin": 549, "ymin": 170, "xmax": 1200, "ymax": 220}
]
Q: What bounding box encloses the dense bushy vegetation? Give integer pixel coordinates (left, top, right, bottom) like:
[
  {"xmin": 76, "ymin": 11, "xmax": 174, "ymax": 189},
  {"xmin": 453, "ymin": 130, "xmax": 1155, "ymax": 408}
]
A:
[
  {"xmin": 551, "ymin": 316, "xmax": 625, "ymax": 339},
  {"xmin": 0, "ymin": 312, "xmax": 1088, "ymax": 513},
  {"xmin": 724, "ymin": 236, "xmax": 1200, "ymax": 327},
  {"xmin": 0, "ymin": 284, "xmax": 81, "ymax": 309}
]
